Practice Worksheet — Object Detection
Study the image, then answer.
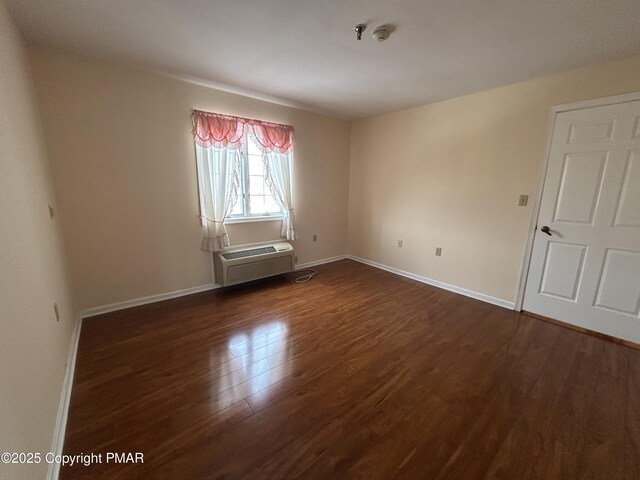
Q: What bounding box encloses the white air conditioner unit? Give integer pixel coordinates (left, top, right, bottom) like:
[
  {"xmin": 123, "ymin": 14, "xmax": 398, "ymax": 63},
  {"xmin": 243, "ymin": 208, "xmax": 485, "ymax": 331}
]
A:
[{"xmin": 213, "ymin": 242, "xmax": 294, "ymax": 287}]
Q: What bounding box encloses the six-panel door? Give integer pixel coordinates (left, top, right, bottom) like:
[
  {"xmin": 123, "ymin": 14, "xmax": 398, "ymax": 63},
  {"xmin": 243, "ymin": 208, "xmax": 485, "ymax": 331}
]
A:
[{"xmin": 523, "ymin": 100, "xmax": 640, "ymax": 344}]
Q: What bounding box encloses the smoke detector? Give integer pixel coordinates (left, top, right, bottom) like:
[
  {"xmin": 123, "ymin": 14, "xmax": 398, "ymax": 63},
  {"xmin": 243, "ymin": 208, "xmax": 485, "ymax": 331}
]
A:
[{"xmin": 372, "ymin": 26, "xmax": 391, "ymax": 42}]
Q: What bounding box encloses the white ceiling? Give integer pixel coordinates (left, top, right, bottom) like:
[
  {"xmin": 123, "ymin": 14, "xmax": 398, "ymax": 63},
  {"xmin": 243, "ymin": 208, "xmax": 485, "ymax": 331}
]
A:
[{"xmin": 6, "ymin": 0, "xmax": 640, "ymax": 119}]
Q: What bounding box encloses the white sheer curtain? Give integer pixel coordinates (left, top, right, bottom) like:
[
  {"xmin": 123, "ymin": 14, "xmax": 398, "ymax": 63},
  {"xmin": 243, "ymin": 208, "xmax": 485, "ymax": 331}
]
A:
[
  {"xmin": 263, "ymin": 150, "xmax": 295, "ymax": 240},
  {"xmin": 195, "ymin": 144, "xmax": 240, "ymax": 251},
  {"xmin": 192, "ymin": 110, "xmax": 295, "ymax": 246}
]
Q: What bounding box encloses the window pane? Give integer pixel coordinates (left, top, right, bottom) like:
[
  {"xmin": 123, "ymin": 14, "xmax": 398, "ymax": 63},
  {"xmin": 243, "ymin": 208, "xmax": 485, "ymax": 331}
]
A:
[
  {"xmin": 224, "ymin": 136, "xmax": 286, "ymax": 218},
  {"xmin": 250, "ymin": 195, "xmax": 267, "ymax": 215},
  {"xmin": 247, "ymin": 136, "xmax": 262, "ymax": 156},
  {"xmin": 249, "ymin": 175, "xmax": 264, "ymax": 195},
  {"xmin": 264, "ymin": 195, "xmax": 281, "ymax": 214},
  {"xmin": 230, "ymin": 195, "xmax": 243, "ymax": 215},
  {"xmin": 229, "ymin": 157, "xmax": 246, "ymax": 216},
  {"xmin": 248, "ymin": 155, "xmax": 263, "ymax": 176}
]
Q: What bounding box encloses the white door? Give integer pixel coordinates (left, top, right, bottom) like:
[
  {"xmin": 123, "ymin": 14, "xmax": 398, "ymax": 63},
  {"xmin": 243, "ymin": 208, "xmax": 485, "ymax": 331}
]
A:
[{"xmin": 523, "ymin": 99, "xmax": 640, "ymax": 344}]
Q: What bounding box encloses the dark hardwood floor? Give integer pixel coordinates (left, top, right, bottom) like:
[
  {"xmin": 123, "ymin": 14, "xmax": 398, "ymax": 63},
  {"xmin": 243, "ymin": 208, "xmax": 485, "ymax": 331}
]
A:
[{"xmin": 61, "ymin": 259, "xmax": 640, "ymax": 479}]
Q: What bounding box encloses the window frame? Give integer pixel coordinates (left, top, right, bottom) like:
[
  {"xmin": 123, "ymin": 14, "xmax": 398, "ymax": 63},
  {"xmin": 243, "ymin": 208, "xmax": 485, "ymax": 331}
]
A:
[{"xmin": 225, "ymin": 135, "xmax": 284, "ymax": 223}]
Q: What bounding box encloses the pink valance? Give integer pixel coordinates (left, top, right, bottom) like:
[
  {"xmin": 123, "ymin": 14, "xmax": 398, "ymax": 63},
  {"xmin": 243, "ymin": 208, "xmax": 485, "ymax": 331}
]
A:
[
  {"xmin": 249, "ymin": 123, "xmax": 294, "ymax": 155},
  {"xmin": 192, "ymin": 110, "xmax": 295, "ymax": 154},
  {"xmin": 192, "ymin": 111, "xmax": 244, "ymax": 149}
]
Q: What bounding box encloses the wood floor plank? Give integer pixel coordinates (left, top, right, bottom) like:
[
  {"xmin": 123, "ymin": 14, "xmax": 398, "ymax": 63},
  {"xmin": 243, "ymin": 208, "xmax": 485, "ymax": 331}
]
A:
[
  {"xmin": 319, "ymin": 309, "xmax": 524, "ymax": 479},
  {"xmin": 270, "ymin": 306, "xmax": 508, "ymax": 479},
  {"xmin": 164, "ymin": 299, "xmax": 464, "ymax": 479},
  {"xmin": 574, "ymin": 341, "xmax": 629, "ymax": 479},
  {"xmin": 435, "ymin": 318, "xmax": 561, "ymax": 480},
  {"xmin": 59, "ymin": 259, "xmax": 638, "ymax": 479},
  {"xmin": 625, "ymin": 348, "xmax": 640, "ymax": 480},
  {"xmin": 390, "ymin": 316, "xmax": 558, "ymax": 480},
  {"xmin": 67, "ymin": 267, "xmax": 417, "ymax": 442},
  {"xmin": 484, "ymin": 327, "xmax": 583, "ymax": 480},
  {"xmin": 529, "ymin": 334, "xmax": 607, "ymax": 480}
]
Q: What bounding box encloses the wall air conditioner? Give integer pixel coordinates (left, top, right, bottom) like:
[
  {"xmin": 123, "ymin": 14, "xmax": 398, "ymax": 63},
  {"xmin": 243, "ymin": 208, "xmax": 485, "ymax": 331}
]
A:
[{"xmin": 213, "ymin": 242, "xmax": 294, "ymax": 287}]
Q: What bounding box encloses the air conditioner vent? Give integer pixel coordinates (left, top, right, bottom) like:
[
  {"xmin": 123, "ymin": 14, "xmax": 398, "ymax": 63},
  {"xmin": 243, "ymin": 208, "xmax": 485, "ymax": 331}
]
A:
[
  {"xmin": 213, "ymin": 242, "xmax": 294, "ymax": 286},
  {"xmin": 222, "ymin": 246, "xmax": 276, "ymax": 260}
]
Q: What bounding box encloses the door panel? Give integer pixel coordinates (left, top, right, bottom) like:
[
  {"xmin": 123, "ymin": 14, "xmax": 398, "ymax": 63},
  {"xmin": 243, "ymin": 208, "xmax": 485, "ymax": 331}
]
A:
[
  {"xmin": 613, "ymin": 151, "xmax": 640, "ymax": 227},
  {"xmin": 524, "ymin": 100, "xmax": 640, "ymax": 344},
  {"xmin": 539, "ymin": 242, "xmax": 587, "ymax": 300},
  {"xmin": 594, "ymin": 249, "xmax": 640, "ymax": 315},
  {"xmin": 553, "ymin": 152, "xmax": 607, "ymax": 224},
  {"xmin": 567, "ymin": 119, "xmax": 615, "ymax": 144}
]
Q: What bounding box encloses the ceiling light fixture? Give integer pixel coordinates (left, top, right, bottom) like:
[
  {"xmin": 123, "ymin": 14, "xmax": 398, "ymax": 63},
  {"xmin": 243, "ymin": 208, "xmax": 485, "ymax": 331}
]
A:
[
  {"xmin": 372, "ymin": 26, "xmax": 390, "ymax": 42},
  {"xmin": 354, "ymin": 24, "xmax": 366, "ymax": 40}
]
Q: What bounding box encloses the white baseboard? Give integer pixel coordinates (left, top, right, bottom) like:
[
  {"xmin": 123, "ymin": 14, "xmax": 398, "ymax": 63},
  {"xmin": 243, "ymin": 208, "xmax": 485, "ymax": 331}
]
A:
[
  {"xmin": 348, "ymin": 255, "xmax": 515, "ymax": 310},
  {"xmin": 47, "ymin": 315, "xmax": 83, "ymax": 480},
  {"xmin": 80, "ymin": 255, "xmax": 350, "ymax": 319},
  {"xmin": 80, "ymin": 254, "xmax": 511, "ymax": 318},
  {"xmin": 80, "ymin": 283, "xmax": 220, "ymax": 319},
  {"xmin": 296, "ymin": 254, "xmax": 348, "ymax": 269}
]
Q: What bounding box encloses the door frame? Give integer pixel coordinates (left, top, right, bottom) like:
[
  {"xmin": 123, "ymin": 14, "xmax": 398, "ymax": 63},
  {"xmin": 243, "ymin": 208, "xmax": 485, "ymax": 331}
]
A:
[{"xmin": 514, "ymin": 91, "xmax": 640, "ymax": 311}]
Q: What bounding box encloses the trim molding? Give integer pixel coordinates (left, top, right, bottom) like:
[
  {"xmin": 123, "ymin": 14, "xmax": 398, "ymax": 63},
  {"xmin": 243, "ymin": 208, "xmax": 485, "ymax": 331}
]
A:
[
  {"xmin": 551, "ymin": 91, "xmax": 640, "ymax": 114},
  {"xmin": 47, "ymin": 315, "xmax": 83, "ymax": 480},
  {"xmin": 81, "ymin": 283, "xmax": 220, "ymax": 319},
  {"xmin": 514, "ymin": 105, "xmax": 558, "ymax": 311},
  {"xmin": 80, "ymin": 254, "xmax": 350, "ymax": 319},
  {"xmin": 522, "ymin": 310, "xmax": 640, "ymax": 351},
  {"xmin": 296, "ymin": 254, "xmax": 348, "ymax": 269},
  {"xmin": 79, "ymin": 254, "xmax": 514, "ymax": 318},
  {"xmin": 348, "ymin": 255, "xmax": 515, "ymax": 310}
]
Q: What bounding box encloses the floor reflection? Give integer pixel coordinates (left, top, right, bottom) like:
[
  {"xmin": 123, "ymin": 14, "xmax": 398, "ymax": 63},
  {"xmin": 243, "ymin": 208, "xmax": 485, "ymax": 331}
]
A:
[{"xmin": 209, "ymin": 320, "xmax": 292, "ymax": 409}]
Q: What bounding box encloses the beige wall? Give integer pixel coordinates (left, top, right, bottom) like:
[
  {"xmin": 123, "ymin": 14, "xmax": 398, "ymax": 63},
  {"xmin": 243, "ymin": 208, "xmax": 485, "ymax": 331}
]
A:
[
  {"xmin": 349, "ymin": 56, "xmax": 640, "ymax": 304},
  {"xmin": 29, "ymin": 47, "xmax": 351, "ymax": 311},
  {"xmin": 21, "ymin": 38, "xmax": 640, "ymax": 313},
  {"xmin": 0, "ymin": 4, "xmax": 77, "ymax": 480}
]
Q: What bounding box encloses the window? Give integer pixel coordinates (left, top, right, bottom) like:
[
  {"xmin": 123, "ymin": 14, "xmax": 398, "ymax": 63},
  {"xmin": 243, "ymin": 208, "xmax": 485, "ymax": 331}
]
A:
[
  {"xmin": 192, "ymin": 109, "xmax": 296, "ymax": 249},
  {"xmin": 228, "ymin": 134, "xmax": 283, "ymax": 221}
]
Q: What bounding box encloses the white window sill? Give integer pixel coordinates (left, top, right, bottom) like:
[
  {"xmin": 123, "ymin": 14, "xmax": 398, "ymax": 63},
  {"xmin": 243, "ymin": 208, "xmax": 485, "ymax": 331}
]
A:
[{"xmin": 225, "ymin": 215, "xmax": 283, "ymax": 224}]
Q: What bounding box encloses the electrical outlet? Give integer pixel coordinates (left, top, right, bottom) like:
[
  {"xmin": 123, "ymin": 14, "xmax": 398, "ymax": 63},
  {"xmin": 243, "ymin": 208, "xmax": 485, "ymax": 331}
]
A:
[
  {"xmin": 518, "ymin": 194, "xmax": 529, "ymax": 207},
  {"xmin": 435, "ymin": 247, "xmax": 442, "ymax": 256},
  {"xmin": 312, "ymin": 234, "xmax": 317, "ymax": 242},
  {"xmin": 54, "ymin": 302, "xmax": 60, "ymax": 322},
  {"xmin": 48, "ymin": 205, "xmax": 54, "ymax": 218},
  {"xmin": 397, "ymin": 240, "xmax": 403, "ymax": 247}
]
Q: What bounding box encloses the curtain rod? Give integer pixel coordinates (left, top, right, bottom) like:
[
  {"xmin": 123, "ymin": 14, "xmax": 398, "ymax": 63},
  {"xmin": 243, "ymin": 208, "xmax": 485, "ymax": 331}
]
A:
[{"xmin": 192, "ymin": 109, "xmax": 293, "ymax": 130}]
